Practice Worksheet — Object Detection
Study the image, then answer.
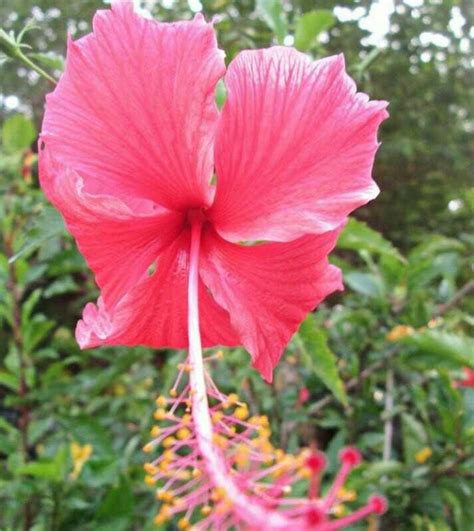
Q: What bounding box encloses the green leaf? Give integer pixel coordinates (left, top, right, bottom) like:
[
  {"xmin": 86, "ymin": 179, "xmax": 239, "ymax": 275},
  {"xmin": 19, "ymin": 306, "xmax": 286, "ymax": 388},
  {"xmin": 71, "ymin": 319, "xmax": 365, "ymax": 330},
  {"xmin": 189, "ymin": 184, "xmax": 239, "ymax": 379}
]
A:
[
  {"xmin": 97, "ymin": 477, "xmax": 134, "ymax": 520},
  {"xmin": 408, "ymin": 252, "xmax": 460, "ymax": 293},
  {"xmin": 363, "ymin": 460, "xmax": 403, "ymax": 480},
  {"xmin": 344, "ymin": 271, "xmax": 386, "ymax": 298},
  {"xmin": 402, "ymin": 412, "xmax": 428, "ymax": 464},
  {"xmin": 256, "ymin": 0, "xmax": 287, "ymax": 43},
  {"xmin": 21, "ymin": 288, "xmax": 42, "ymax": 324},
  {"xmin": 409, "ymin": 235, "xmax": 465, "ymax": 262},
  {"xmin": 61, "ymin": 416, "xmax": 114, "ymax": 456},
  {"xmin": 338, "ymin": 218, "xmax": 405, "ymax": 262},
  {"xmin": 0, "ymin": 417, "xmax": 18, "ymax": 435},
  {"xmin": 399, "ymin": 330, "xmax": 474, "ymax": 370},
  {"xmin": 2, "ymin": 114, "xmax": 36, "ymax": 153},
  {"xmin": 294, "ymin": 10, "xmax": 335, "ymax": 51},
  {"xmin": 17, "ymin": 445, "xmax": 68, "ymax": 482},
  {"xmin": 0, "ymin": 370, "xmax": 19, "ymax": 391},
  {"xmin": 23, "ymin": 314, "xmax": 55, "ymax": 354},
  {"xmin": 9, "ymin": 206, "xmax": 65, "ymax": 264},
  {"xmin": 28, "ymin": 418, "xmax": 53, "ymax": 445},
  {"xmin": 43, "ymin": 275, "xmax": 79, "ymax": 298},
  {"xmin": 298, "ymin": 314, "xmax": 347, "ymax": 405}
]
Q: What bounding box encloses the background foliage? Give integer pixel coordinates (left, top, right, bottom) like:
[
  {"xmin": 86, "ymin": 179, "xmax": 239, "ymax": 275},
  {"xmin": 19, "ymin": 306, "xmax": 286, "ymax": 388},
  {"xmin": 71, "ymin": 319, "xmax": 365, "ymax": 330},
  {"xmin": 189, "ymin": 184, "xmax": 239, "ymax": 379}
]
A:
[{"xmin": 1, "ymin": 1, "xmax": 473, "ymax": 530}]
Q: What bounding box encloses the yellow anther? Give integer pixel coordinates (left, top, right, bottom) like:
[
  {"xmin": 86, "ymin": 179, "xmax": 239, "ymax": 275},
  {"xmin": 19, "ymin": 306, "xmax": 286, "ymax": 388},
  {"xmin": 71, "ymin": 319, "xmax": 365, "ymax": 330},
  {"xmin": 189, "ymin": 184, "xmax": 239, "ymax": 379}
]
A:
[
  {"xmin": 216, "ymin": 350, "xmax": 224, "ymax": 359},
  {"xmin": 275, "ymin": 449, "xmax": 285, "ymax": 461},
  {"xmin": 163, "ymin": 436, "xmax": 176, "ymax": 448},
  {"xmin": 333, "ymin": 504, "xmax": 346, "ymax": 517},
  {"xmin": 182, "ymin": 414, "xmax": 191, "ymax": 425},
  {"xmin": 173, "ymin": 497, "xmax": 184, "ymax": 509},
  {"xmin": 154, "ymin": 514, "xmax": 166, "ymax": 525},
  {"xmin": 235, "ymin": 445, "xmax": 250, "ymax": 467},
  {"xmin": 201, "ymin": 505, "xmax": 212, "ymax": 516},
  {"xmin": 212, "ymin": 411, "xmax": 224, "ymax": 424},
  {"xmin": 159, "ymin": 460, "xmax": 170, "ymax": 472},
  {"xmin": 170, "ymin": 388, "xmax": 177, "ymax": 397},
  {"xmin": 144, "ymin": 475, "xmax": 156, "ymax": 486},
  {"xmin": 216, "ymin": 499, "xmax": 233, "ymax": 513},
  {"xmin": 212, "ymin": 433, "xmax": 228, "ymax": 449},
  {"xmin": 177, "ymin": 428, "xmax": 191, "ymax": 440},
  {"xmin": 260, "ymin": 440, "xmax": 274, "ymax": 454},
  {"xmin": 156, "ymin": 489, "xmax": 173, "ymax": 503},
  {"xmin": 223, "ymin": 394, "xmax": 240, "ymax": 408},
  {"xmin": 154, "ymin": 505, "xmax": 172, "ymax": 525},
  {"xmin": 263, "ymin": 453, "xmax": 274, "ymax": 464},
  {"xmin": 161, "ymin": 451, "xmax": 174, "ymax": 462},
  {"xmin": 272, "ymin": 468, "xmax": 284, "ymax": 479},
  {"xmin": 337, "ymin": 487, "xmax": 357, "ymax": 502},
  {"xmin": 155, "ymin": 395, "xmax": 167, "ymax": 407},
  {"xmin": 150, "ymin": 426, "xmax": 161, "ymax": 438},
  {"xmin": 299, "ymin": 466, "xmax": 312, "ymax": 479},
  {"xmin": 234, "ymin": 406, "xmax": 249, "ymax": 420},
  {"xmin": 211, "ymin": 487, "xmax": 226, "ymax": 502},
  {"xmin": 178, "ymin": 517, "xmax": 190, "ymax": 529},
  {"xmin": 143, "ymin": 443, "xmax": 154, "ymax": 454},
  {"xmin": 154, "ymin": 408, "xmax": 167, "ymax": 421},
  {"xmin": 192, "ymin": 467, "xmax": 202, "ymax": 478},
  {"xmin": 144, "ymin": 463, "xmax": 159, "ymax": 475},
  {"xmin": 176, "ymin": 470, "xmax": 191, "ymax": 481}
]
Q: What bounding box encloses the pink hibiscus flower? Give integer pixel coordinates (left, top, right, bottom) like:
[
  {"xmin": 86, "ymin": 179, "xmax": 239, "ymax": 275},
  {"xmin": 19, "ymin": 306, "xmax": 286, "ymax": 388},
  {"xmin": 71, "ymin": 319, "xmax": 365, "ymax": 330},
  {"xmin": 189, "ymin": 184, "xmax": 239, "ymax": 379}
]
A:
[
  {"xmin": 39, "ymin": 2, "xmax": 389, "ymax": 528},
  {"xmin": 39, "ymin": 1, "xmax": 387, "ymax": 383}
]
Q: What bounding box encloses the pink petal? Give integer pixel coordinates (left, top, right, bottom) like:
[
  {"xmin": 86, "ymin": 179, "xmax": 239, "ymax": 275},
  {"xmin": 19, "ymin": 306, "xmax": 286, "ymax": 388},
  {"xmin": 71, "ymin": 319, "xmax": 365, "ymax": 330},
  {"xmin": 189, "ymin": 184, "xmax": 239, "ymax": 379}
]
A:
[
  {"xmin": 209, "ymin": 49, "xmax": 388, "ymax": 243},
  {"xmin": 40, "ymin": 147, "xmax": 184, "ymax": 307},
  {"xmin": 40, "ymin": 1, "xmax": 225, "ymax": 210},
  {"xmin": 77, "ymin": 229, "xmax": 239, "ymax": 350},
  {"xmin": 200, "ymin": 228, "xmax": 343, "ymax": 381}
]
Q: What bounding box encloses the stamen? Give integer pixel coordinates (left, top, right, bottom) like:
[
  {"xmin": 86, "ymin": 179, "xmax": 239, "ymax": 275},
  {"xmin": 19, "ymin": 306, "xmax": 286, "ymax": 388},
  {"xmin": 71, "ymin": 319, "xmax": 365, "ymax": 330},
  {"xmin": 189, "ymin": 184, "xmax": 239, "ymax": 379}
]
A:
[{"xmin": 142, "ymin": 216, "xmax": 388, "ymax": 529}]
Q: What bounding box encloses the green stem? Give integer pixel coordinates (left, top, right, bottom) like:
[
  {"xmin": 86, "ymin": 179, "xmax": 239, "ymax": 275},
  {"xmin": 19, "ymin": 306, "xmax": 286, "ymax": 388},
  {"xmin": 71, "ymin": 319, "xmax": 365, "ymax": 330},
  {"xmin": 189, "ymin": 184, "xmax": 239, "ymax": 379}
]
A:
[{"xmin": 16, "ymin": 50, "xmax": 57, "ymax": 85}]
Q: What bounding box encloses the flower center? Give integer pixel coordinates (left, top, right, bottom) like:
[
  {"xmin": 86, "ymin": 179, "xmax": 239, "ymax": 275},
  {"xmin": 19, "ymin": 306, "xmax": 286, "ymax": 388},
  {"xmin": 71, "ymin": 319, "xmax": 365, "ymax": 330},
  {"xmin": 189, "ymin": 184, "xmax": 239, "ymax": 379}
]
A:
[{"xmin": 186, "ymin": 207, "xmax": 208, "ymax": 229}]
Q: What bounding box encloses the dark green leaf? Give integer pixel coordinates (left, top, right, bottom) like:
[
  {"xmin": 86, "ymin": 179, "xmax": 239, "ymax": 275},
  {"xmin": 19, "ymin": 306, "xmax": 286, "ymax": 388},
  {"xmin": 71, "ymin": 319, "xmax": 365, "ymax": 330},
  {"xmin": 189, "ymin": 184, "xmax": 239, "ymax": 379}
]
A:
[
  {"xmin": 399, "ymin": 330, "xmax": 474, "ymax": 370},
  {"xmin": 338, "ymin": 218, "xmax": 405, "ymax": 262},
  {"xmin": 97, "ymin": 477, "xmax": 134, "ymax": 520},
  {"xmin": 298, "ymin": 314, "xmax": 347, "ymax": 405}
]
